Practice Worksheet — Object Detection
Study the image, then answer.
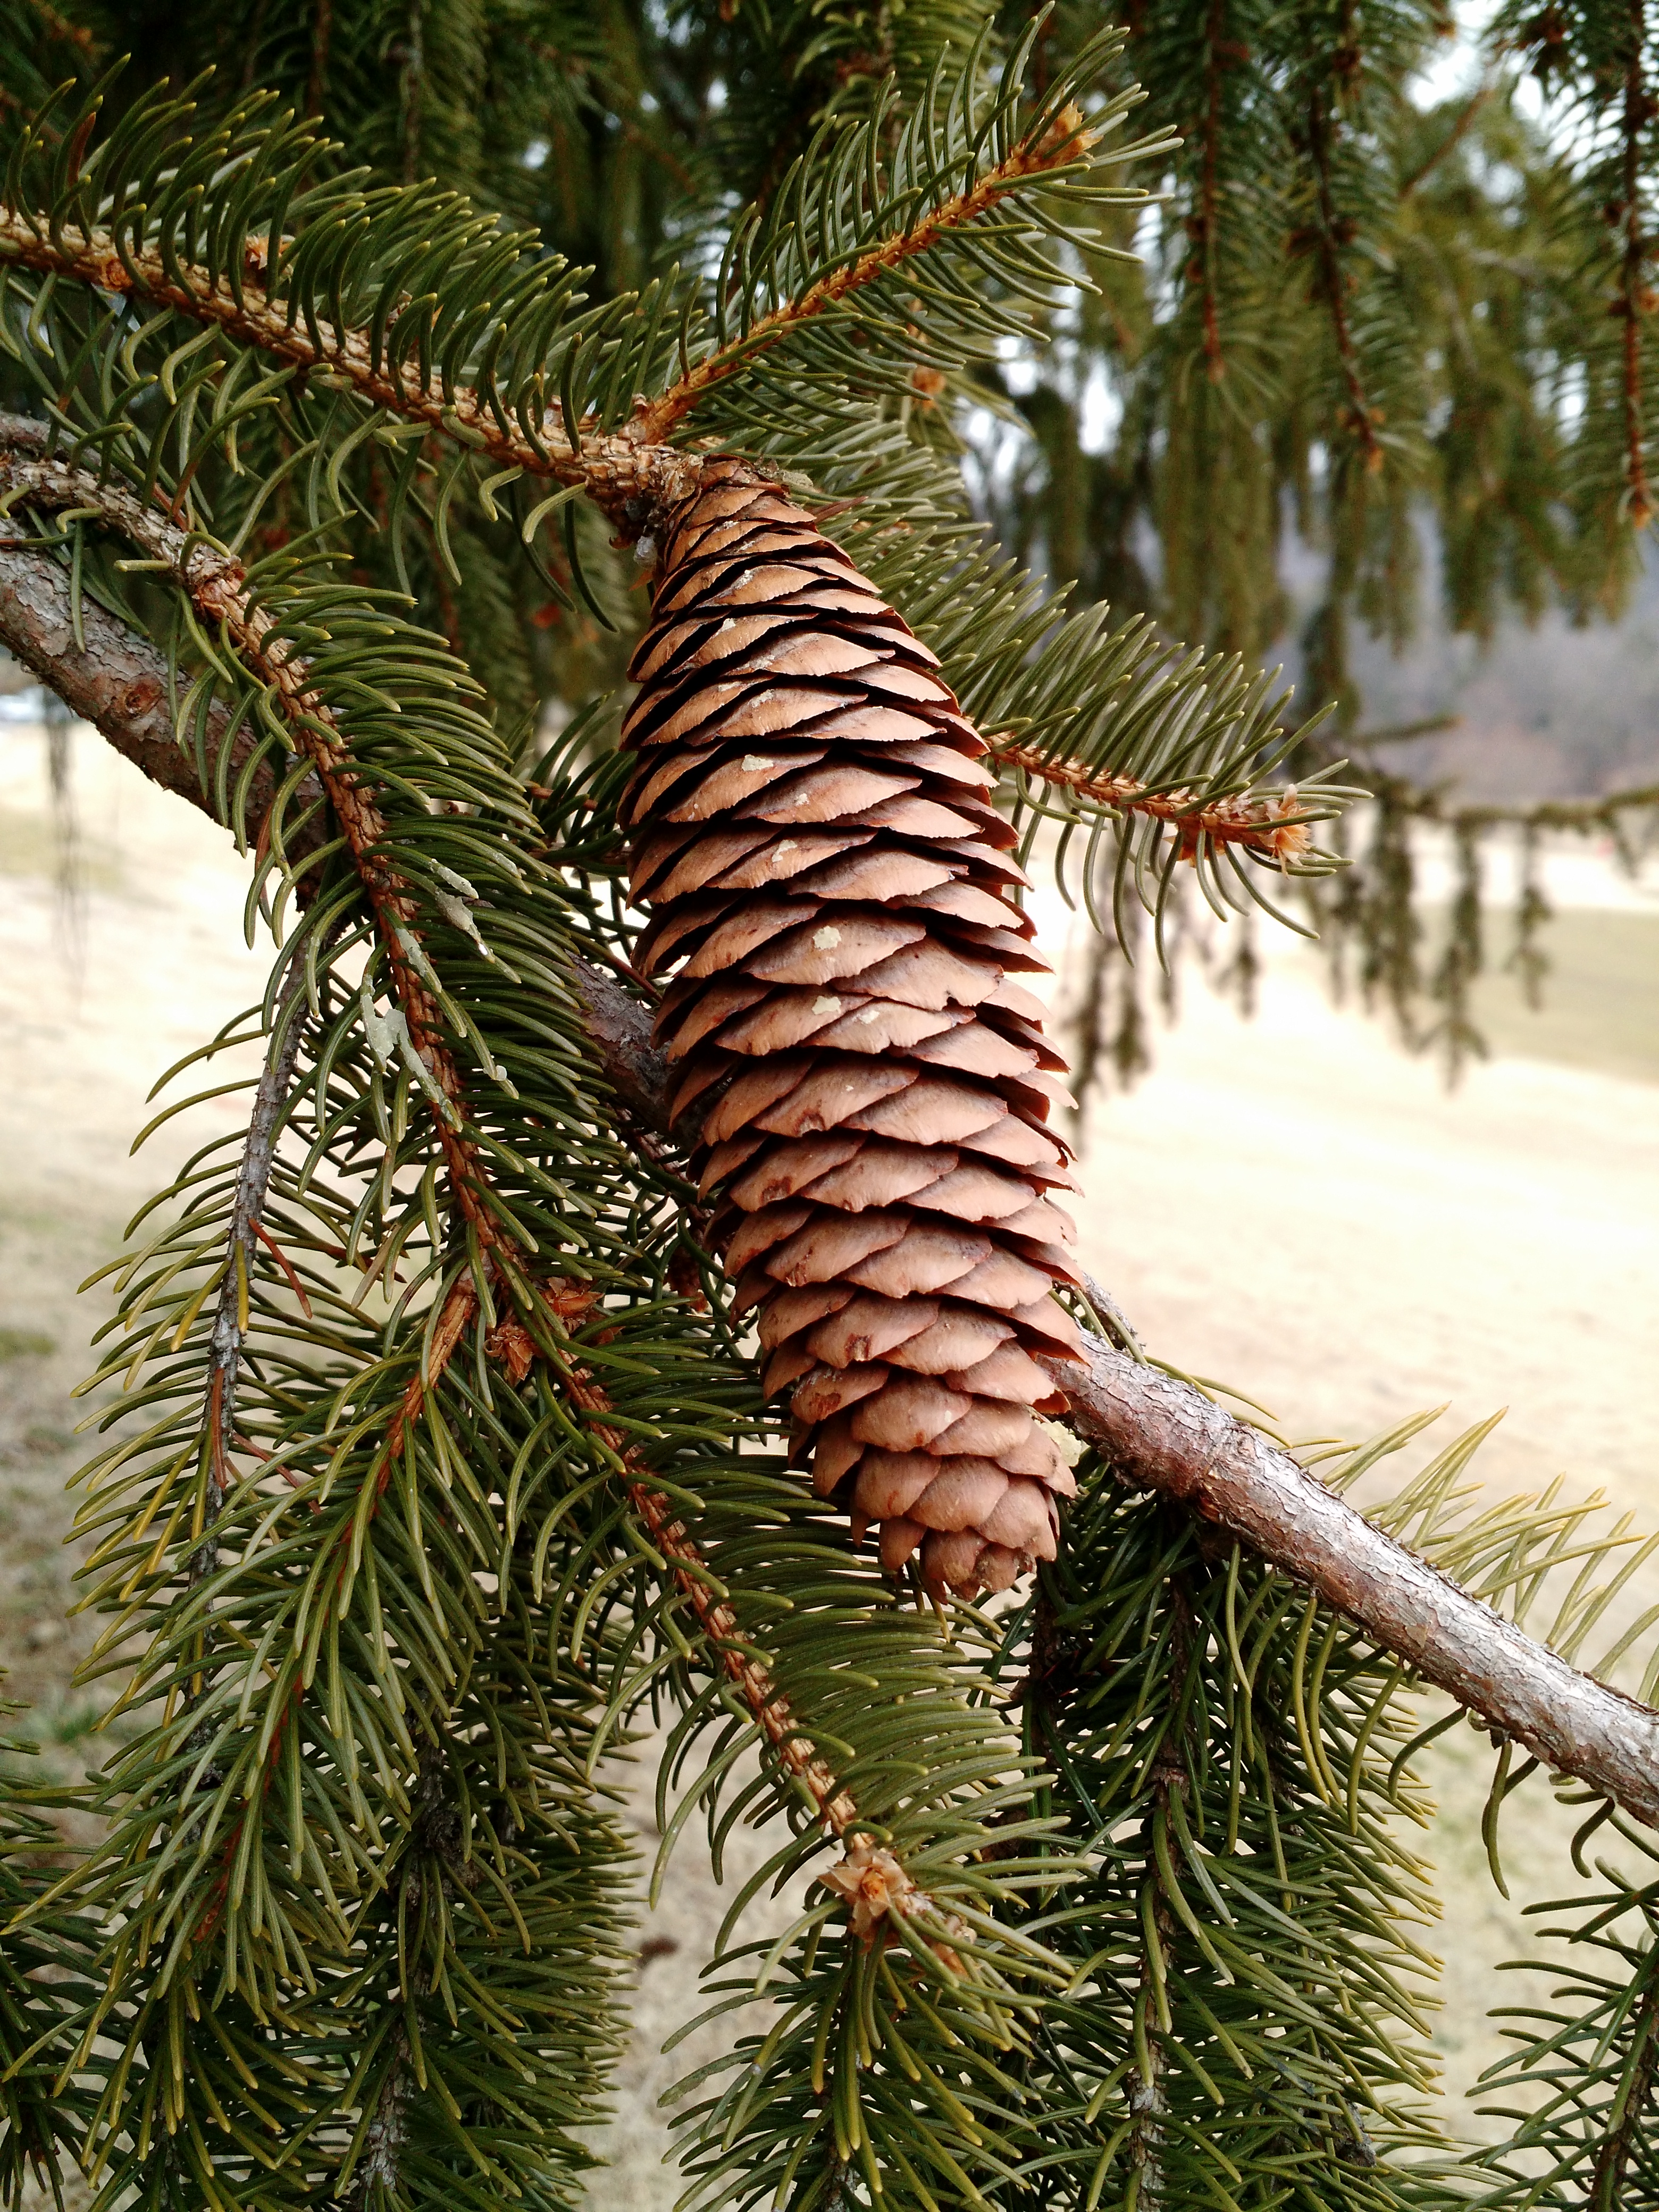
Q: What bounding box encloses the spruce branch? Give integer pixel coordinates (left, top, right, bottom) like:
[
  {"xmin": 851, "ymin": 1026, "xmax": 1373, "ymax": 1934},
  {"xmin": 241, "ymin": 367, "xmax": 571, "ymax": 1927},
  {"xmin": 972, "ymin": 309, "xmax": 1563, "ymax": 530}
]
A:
[
  {"xmin": 0, "ymin": 438, "xmax": 981, "ymax": 1964},
  {"xmin": 565, "ymin": 969, "xmax": 1659, "ymax": 1833},
  {"xmin": 1589, "ymin": 1964, "xmax": 1659, "ymax": 2206},
  {"xmin": 989, "ymin": 734, "xmax": 1323, "ymax": 866},
  {"xmin": 354, "ymin": 2037, "xmax": 412, "ymax": 2207},
  {"xmin": 1397, "ymin": 80, "xmax": 1492, "ymax": 197},
  {"xmin": 0, "ymin": 30, "xmax": 1167, "ymax": 548},
  {"xmin": 0, "ymin": 432, "xmax": 491, "ymax": 1217},
  {"xmin": 5, "ymin": 518, "xmax": 1646, "ymax": 1850},
  {"xmin": 1404, "ymin": 780, "xmax": 1659, "ymax": 834},
  {"xmin": 1060, "ymin": 1338, "xmax": 1659, "ymax": 1830},
  {"xmin": 1618, "ymin": 0, "xmax": 1655, "ymax": 528},
  {"xmin": 1124, "ymin": 1580, "xmax": 1193, "ymax": 2211},
  {"xmin": 1190, "ymin": 0, "xmax": 1232, "ymax": 384},
  {"xmin": 494, "ymin": 1269, "xmax": 978, "ymax": 1959},
  {"xmin": 0, "ymin": 208, "xmax": 704, "ymax": 531},
  {"xmin": 508, "ymin": 1281, "xmax": 864, "ymax": 1844},
  {"xmin": 1300, "ymin": 79, "xmax": 1383, "ymax": 472},
  {"xmin": 1476, "ymin": 1837, "xmax": 1659, "ymax": 2200},
  {"xmin": 212, "ymin": 1216, "xmax": 939, "ymax": 1968},
  {"xmin": 195, "ymin": 946, "xmax": 323, "ymax": 1572},
  {"xmin": 382, "ymin": 1258, "xmax": 888, "ymax": 1859},
  {"xmin": 0, "ymin": 516, "xmax": 1333, "ymax": 894},
  {"xmin": 998, "ymin": 1438, "xmax": 1459, "ymax": 2207},
  {"xmin": 633, "ymin": 94, "xmax": 1114, "ymax": 443},
  {"xmin": 0, "ymin": 523, "xmax": 324, "ymax": 873}
]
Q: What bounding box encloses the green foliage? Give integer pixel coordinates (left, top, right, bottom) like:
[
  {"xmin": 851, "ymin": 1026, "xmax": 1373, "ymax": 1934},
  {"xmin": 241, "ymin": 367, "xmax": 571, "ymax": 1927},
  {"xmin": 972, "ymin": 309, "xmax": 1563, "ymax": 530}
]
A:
[
  {"xmin": 0, "ymin": 7, "xmax": 1656, "ymax": 2207},
  {"xmin": 969, "ymin": 1, "xmax": 1650, "ymax": 674},
  {"xmin": 1478, "ymin": 1835, "xmax": 1659, "ymax": 2208},
  {"xmin": 983, "ymin": 1412, "xmax": 1659, "ymax": 2211},
  {"xmin": 992, "ymin": 1476, "xmax": 1457, "ymax": 2210},
  {"xmin": 0, "ymin": 1698, "xmax": 100, "ymax": 2207}
]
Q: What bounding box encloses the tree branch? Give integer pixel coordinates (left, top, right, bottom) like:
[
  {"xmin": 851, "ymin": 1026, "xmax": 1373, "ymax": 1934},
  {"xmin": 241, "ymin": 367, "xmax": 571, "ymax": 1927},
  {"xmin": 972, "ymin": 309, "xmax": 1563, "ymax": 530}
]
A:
[
  {"xmin": 988, "ymin": 736, "xmax": 1321, "ymax": 866},
  {"xmin": 15, "ymin": 444, "xmax": 1657, "ymax": 1837},
  {"xmin": 1398, "ymin": 81, "xmax": 1490, "ymax": 199},
  {"xmin": 517, "ymin": 1284, "xmax": 861, "ymax": 1839},
  {"xmin": 0, "ymin": 91, "xmax": 1138, "ymax": 535},
  {"xmin": 1188, "ymin": 0, "xmax": 1230, "ymax": 386},
  {"xmin": 1309, "ymin": 741, "xmax": 1659, "ymax": 836},
  {"xmin": 195, "ymin": 949, "xmax": 321, "ymax": 1577},
  {"xmin": 0, "ymin": 217, "xmax": 708, "ymax": 534},
  {"xmin": 0, "ymin": 538, "xmax": 326, "ymax": 872},
  {"xmin": 1588, "ymin": 1956, "xmax": 1659, "ymax": 2203},
  {"xmin": 632, "ymin": 102, "xmax": 1106, "ymax": 442},
  {"xmin": 1060, "ymin": 1340, "xmax": 1659, "ymax": 1830},
  {"xmin": 1297, "ymin": 76, "xmax": 1382, "ymax": 472},
  {"xmin": 566, "ymin": 959, "xmax": 1659, "ymax": 1832},
  {"xmin": 488, "ymin": 1276, "xmax": 968, "ymax": 1957},
  {"xmin": 0, "ymin": 430, "xmax": 936, "ymax": 1939},
  {"xmin": 0, "ymin": 424, "xmax": 493, "ymax": 1224},
  {"xmin": 1619, "ymin": 0, "xmax": 1654, "ymax": 529}
]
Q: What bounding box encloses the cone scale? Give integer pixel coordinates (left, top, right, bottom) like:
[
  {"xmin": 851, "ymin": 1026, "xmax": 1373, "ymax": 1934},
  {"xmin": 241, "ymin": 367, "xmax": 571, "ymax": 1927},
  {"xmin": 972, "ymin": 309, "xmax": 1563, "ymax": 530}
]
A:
[{"xmin": 623, "ymin": 464, "xmax": 1084, "ymax": 1599}]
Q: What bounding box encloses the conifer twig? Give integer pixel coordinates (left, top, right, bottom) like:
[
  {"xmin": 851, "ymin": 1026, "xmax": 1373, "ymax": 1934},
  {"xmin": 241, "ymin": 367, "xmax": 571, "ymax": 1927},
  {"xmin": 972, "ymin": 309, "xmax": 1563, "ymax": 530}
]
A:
[
  {"xmin": 0, "ymin": 538, "xmax": 1323, "ymax": 882},
  {"xmin": 1297, "ymin": 79, "xmax": 1382, "ymax": 471},
  {"xmin": 0, "ymin": 531, "xmax": 325, "ymax": 870},
  {"xmin": 487, "ymin": 1281, "xmax": 966, "ymax": 1950},
  {"xmin": 1618, "ymin": 1, "xmax": 1654, "ymax": 529},
  {"xmin": 195, "ymin": 950, "xmax": 320, "ymax": 1574},
  {"xmin": 348, "ymin": 1260, "xmax": 937, "ymax": 1930},
  {"xmin": 1398, "ymin": 81, "xmax": 1491, "ymax": 198},
  {"xmin": 1588, "ymin": 1966, "xmax": 1659, "ymax": 2200},
  {"xmin": 1306, "ymin": 739, "xmax": 1659, "ymax": 836},
  {"xmin": 1189, "ymin": 0, "xmax": 1230, "ymax": 384},
  {"xmin": 988, "ymin": 736, "xmax": 1317, "ymax": 863},
  {"xmin": 632, "ymin": 102, "xmax": 1103, "ymax": 442},
  {"xmin": 1128, "ymin": 1583, "xmax": 1189, "ymax": 2207},
  {"xmin": 0, "ymin": 217, "xmax": 697, "ymax": 528},
  {"xmin": 0, "ymin": 431, "xmax": 491, "ymax": 1219},
  {"xmin": 514, "ymin": 1285, "xmax": 859, "ymax": 1841},
  {"xmin": 0, "ymin": 93, "xmax": 1126, "ymax": 534}
]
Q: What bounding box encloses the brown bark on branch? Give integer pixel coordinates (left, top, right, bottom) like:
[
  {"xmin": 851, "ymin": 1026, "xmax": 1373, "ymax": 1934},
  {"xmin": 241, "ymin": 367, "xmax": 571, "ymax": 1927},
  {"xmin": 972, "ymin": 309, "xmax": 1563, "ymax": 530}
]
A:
[
  {"xmin": 988, "ymin": 736, "xmax": 1318, "ymax": 866},
  {"xmin": 0, "ymin": 538, "xmax": 326, "ymax": 868},
  {"xmin": 0, "ymin": 216, "xmax": 703, "ymax": 535},
  {"xmin": 0, "ymin": 426, "xmax": 492, "ymax": 1224},
  {"xmin": 1060, "ymin": 1339, "xmax": 1659, "ymax": 1830},
  {"xmin": 632, "ymin": 103, "xmax": 1105, "ymax": 442},
  {"xmin": 518, "ymin": 1283, "xmax": 861, "ymax": 1841},
  {"xmin": 0, "ymin": 99, "xmax": 1118, "ymax": 536}
]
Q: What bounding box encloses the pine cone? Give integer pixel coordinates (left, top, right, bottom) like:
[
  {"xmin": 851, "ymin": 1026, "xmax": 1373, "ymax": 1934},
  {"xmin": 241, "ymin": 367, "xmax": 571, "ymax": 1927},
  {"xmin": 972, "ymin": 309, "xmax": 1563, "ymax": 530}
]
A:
[{"xmin": 623, "ymin": 464, "xmax": 1084, "ymax": 1601}]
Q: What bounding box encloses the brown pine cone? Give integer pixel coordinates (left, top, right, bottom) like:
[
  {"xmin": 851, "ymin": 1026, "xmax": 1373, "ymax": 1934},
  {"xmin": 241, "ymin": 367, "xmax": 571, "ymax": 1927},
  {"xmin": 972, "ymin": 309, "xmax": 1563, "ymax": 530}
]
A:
[{"xmin": 622, "ymin": 462, "xmax": 1084, "ymax": 1601}]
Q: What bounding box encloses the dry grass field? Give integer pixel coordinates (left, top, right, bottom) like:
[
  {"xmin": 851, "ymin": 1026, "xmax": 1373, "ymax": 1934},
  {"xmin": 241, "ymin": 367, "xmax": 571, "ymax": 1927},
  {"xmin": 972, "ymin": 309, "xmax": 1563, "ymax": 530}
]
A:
[{"xmin": 2, "ymin": 722, "xmax": 1655, "ymax": 2202}]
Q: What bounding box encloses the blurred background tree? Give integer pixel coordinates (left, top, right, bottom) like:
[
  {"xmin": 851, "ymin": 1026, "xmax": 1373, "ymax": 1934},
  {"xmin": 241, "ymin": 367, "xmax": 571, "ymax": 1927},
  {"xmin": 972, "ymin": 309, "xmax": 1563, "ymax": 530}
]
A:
[{"xmin": 12, "ymin": 0, "xmax": 1655, "ymax": 1081}]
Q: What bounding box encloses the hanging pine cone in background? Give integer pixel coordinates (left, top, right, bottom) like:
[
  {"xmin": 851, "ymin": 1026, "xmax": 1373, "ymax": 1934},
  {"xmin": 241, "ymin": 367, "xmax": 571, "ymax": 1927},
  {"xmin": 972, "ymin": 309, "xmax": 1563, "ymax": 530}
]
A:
[{"xmin": 622, "ymin": 463, "xmax": 1085, "ymax": 1601}]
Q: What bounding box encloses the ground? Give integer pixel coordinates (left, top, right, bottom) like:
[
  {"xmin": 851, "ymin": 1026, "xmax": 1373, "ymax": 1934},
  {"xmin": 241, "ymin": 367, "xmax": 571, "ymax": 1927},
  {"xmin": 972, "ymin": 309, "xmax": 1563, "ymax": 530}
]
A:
[{"xmin": 1, "ymin": 721, "xmax": 1655, "ymax": 2201}]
